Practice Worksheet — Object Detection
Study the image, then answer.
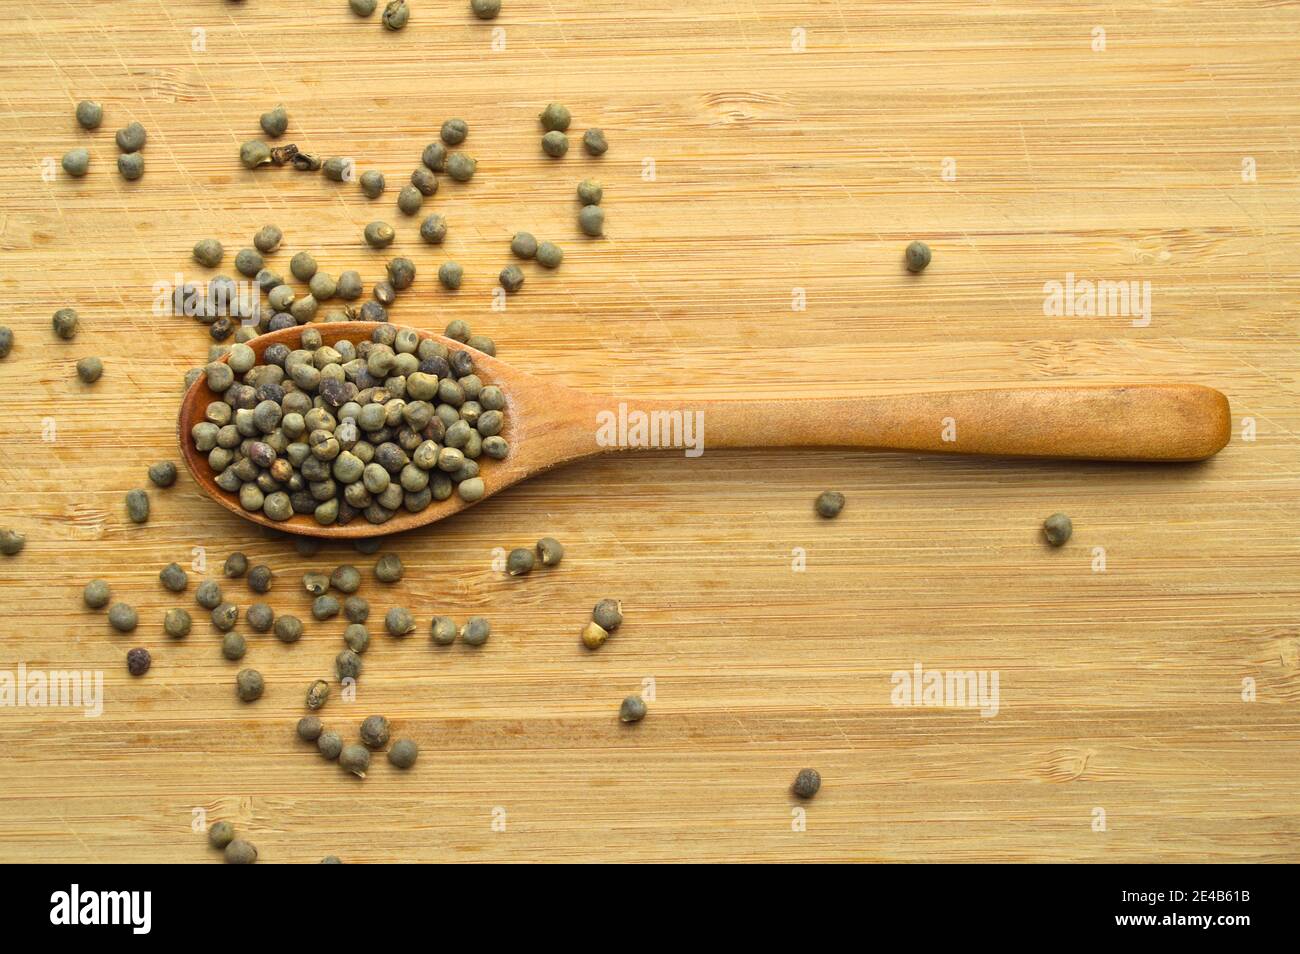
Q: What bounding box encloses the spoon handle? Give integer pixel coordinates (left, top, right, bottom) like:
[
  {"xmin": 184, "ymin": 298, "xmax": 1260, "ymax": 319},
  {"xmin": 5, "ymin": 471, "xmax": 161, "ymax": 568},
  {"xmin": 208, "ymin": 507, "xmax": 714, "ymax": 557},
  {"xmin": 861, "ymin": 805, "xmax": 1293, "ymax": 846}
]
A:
[{"xmin": 591, "ymin": 384, "xmax": 1230, "ymax": 462}]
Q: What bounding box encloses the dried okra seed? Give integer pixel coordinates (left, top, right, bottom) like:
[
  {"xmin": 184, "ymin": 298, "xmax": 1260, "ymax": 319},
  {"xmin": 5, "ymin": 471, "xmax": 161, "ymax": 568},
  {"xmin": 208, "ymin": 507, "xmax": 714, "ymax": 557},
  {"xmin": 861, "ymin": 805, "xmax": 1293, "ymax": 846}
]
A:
[
  {"xmin": 274, "ymin": 615, "xmax": 304, "ymax": 644},
  {"xmin": 582, "ymin": 128, "xmax": 608, "ymax": 156},
  {"xmin": 470, "ymin": 0, "xmax": 501, "ymax": 19},
  {"xmin": 75, "ymin": 100, "xmax": 103, "ymax": 130},
  {"xmin": 126, "ymin": 647, "xmax": 151, "ymax": 676},
  {"xmin": 619, "ymin": 695, "xmax": 647, "ymax": 723},
  {"xmin": 382, "ymin": 0, "xmax": 409, "ymax": 31},
  {"xmin": 117, "ymin": 153, "xmax": 144, "ymax": 181},
  {"xmin": 536, "ymin": 242, "xmax": 563, "ymax": 269},
  {"xmin": 313, "ymin": 595, "xmax": 341, "ymax": 621},
  {"xmin": 420, "ymin": 213, "xmax": 447, "ymax": 244},
  {"xmin": 396, "ymin": 184, "xmax": 423, "ymax": 216},
  {"xmin": 297, "ymin": 715, "xmax": 323, "ymax": 741},
  {"xmin": 306, "ymin": 679, "xmax": 330, "ymax": 710},
  {"xmin": 498, "ymin": 265, "xmax": 524, "ymax": 293},
  {"xmin": 577, "ymin": 178, "xmax": 602, "ymax": 205},
  {"xmin": 75, "ymin": 357, "xmax": 103, "ymax": 384},
  {"xmin": 208, "ymin": 820, "xmax": 235, "ymax": 849},
  {"xmin": 259, "ymin": 104, "xmax": 288, "ymax": 138},
  {"xmin": 336, "ymin": 649, "xmax": 363, "ymax": 680},
  {"xmin": 905, "ymin": 240, "xmax": 931, "ymax": 273},
  {"xmin": 815, "ymin": 491, "xmax": 845, "ymax": 518},
  {"xmin": 792, "ymin": 768, "xmax": 821, "ymax": 799},
  {"xmin": 541, "ymin": 131, "xmax": 569, "ymax": 158},
  {"xmin": 578, "ymin": 205, "xmax": 604, "ymax": 237},
  {"xmin": 359, "ymin": 715, "xmax": 391, "ymax": 748},
  {"xmin": 510, "ymin": 232, "xmax": 538, "ymax": 259},
  {"xmin": 246, "ymin": 602, "xmax": 274, "ymax": 632},
  {"xmin": 223, "ymin": 552, "xmax": 249, "ymax": 578},
  {"xmin": 535, "ymin": 537, "xmax": 564, "ymax": 566},
  {"xmin": 164, "ymin": 608, "xmax": 192, "ymax": 638},
  {"xmin": 211, "ymin": 603, "xmax": 238, "ymax": 631},
  {"xmin": 235, "ymin": 668, "xmax": 264, "ymax": 702},
  {"xmin": 388, "ymin": 739, "xmax": 418, "ymax": 768},
  {"xmin": 248, "ymin": 564, "xmax": 273, "ymax": 593},
  {"xmin": 195, "ymin": 580, "xmax": 223, "ymax": 609},
  {"xmin": 318, "ymin": 730, "xmax": 344, "ymax": 760},
  {"xmin": 340, "ymin": 743, "xmax": 371, "ymax": 777},
  {"xmin": 148, "ymin": 461, "xmax": 177, "ymax": 487},
  {"xmin": 115, "ymin": 121, "xmax": 146, "ymax": 152},
  {"xmin": 461, "ymin": 616, "xmax": 490, "ymax": 646},
  {"xmin": 108, "ymin": 603, "xmax": 138, "ymax": 632},
  {"xmin": 331, "ymin": 565, "xmax": 362, "ymax": 593},
  {"xmin": 240, "ymin": 140, "xmax": 272, "ymax": 169},
  {"xmin": 343, "ymin": 596, "xmax": 370, "ymax": 624},
  {"xmin": 581, "ymin": 621, "xmax": 608, "ymax": 650},
  {"xmin": 374, "ymin": 553, "xmax": 403, "ymax": 583},
  {"xmin": 1043, "ymin": 512, "xmax": 1073, "ymax": 546},
  {"xmin": 0, "ymin": 528, "xmax": 25, "ymax": 556},
  {"xmin": 438, "ymin": 262, "xmax": 464, "ymax": 289},
  {"xmin": 193, "ymin": 239, "xmax": 223, "ymax": 268},
  {"xmin": 62, "ymin": 148, "xmax": 90, "ymax": 177},
  {"xmin": 506, "ymin": 547, "xmax": 534, "ymax": 576},
  {"xmin": 224, "ymin": 840, "xmax": 257, "ymax": 864},
  {"xmin": 159, "ymin": 562, "xmax": 189, "ymax": 592},
  {"xmin": 385, "ymin": 607, "xmax": 416, "ymax": 636},
  {"xmin": 221, "ymin": 631, "xmax": 246, "ymax": 660},
  {"xmin": 83, "ymin": 579, "xmax": 111, "ymax": 609},
  {"xmin": 539, "ymin": 103, "xmax": 571, "ymax": 132},
  {"xmin": 350, "ymin": 0, "xmax": 377, "ymax": 14},
  {"xmin": 52, "ymin": 308, "xmax": 79, "ymax": 339},
  {"xmin": 344, "ymin": 623, "xmax": 371, "ymax": 653},
  {"xmin": 431, "ymin": 616, "xmax": 457, "ymax": 645},
  {"xmin": 592, "ymin": 598, "xmax": 622, "ymax": 631},
  {"xmin": 446, "ymin": 153, "xmax": 476, "ymax": 182},
  {"xmin": 253, "ymin": 225, "xmax": 282, "ymax": 253},
  {"xmin": 440, "ymin": 118, "xmax": 469, "ymax": 145},
  {"xmin": 359, "ymin": 169, "xmax": 386, "ymax": 198}
]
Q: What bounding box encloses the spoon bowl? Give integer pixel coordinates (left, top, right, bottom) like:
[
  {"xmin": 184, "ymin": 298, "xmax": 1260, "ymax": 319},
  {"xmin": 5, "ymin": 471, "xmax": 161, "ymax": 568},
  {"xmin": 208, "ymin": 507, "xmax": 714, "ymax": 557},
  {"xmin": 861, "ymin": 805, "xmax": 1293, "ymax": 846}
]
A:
[{"xmin": 180, "ymin": 322, "xmax": 1231, "ymax": 538}]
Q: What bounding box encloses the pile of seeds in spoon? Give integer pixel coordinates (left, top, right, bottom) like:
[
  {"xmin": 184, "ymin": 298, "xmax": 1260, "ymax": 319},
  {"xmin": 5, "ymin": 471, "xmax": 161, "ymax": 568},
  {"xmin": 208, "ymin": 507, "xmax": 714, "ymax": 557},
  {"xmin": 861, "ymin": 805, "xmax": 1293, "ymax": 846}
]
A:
[{"xmin": 189, "ymin": 324, "xmax": 509, "ymax": 526}]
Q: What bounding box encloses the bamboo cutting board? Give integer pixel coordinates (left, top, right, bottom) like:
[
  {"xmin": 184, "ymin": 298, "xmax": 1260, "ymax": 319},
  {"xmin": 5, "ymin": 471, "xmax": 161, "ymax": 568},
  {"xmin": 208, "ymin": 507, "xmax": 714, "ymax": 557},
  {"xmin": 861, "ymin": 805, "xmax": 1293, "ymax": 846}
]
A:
[{"xmin": 0, "ymin": 1, "xmax": 1295, "ymax": 863}]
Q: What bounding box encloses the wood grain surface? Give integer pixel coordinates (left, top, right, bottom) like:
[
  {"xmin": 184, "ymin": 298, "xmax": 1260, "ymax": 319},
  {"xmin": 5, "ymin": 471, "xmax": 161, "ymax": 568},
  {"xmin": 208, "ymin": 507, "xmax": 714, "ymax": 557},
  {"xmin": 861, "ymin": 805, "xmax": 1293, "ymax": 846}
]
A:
[{"xmin": 0, "ymin": 1, "xmax": 1296, "ymax": 864}]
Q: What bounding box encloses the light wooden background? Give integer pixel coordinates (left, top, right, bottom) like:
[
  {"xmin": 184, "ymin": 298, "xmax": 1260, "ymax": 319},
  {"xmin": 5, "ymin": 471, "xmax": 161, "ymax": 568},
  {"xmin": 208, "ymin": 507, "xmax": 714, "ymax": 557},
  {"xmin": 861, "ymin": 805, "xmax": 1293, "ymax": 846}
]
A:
[{"xmin": 0, "ymin": 1, "xmax": 1296, "ymax": 863}]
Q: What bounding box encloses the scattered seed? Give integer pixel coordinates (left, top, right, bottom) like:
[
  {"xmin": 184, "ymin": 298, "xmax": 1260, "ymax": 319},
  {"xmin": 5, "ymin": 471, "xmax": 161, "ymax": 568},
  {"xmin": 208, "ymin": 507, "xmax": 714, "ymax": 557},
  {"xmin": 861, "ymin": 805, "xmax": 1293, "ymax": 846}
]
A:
[
  {"xmin": 297, "ymin": 715, "xmax": 323, "ymax": 741},
  {"xmin": 253, "ymin": 225, "xmax": 282, "ymax": 253},
  {"xmin": 115, "ymin": 121, "xmax": 146, "ymax": 152},
  {"xmin": 126, "ymin": 647, "xmax": 152, "ymax": 676},
  {"xmin": 593, "ymin": 598, "xmax": 622, "ymax": 631},
  {"xmin": 235, "ymin": 668, "xmax": 264, "ymax": 702},
  {"xmin": 240, "ymin": 140, "xmax": 272, "ymax": 168},
  {"xmin": 331, "ymin": 565, "xmax": 362, "ymax": 593},
  {"xmin": 582, "ymin": 128, "xmax": 608, "ymax": 156},
  {"xmin": 259, "ymin": 104, "xmax": 288, "ymax": 138},
  {"xmin": 75, "ymin": 100, "xmax": 103, "ymax": 130},
  {"xmin": 388, "ymin": 739, "xmax": 418, "ymax": 768},
  {"xmin": 224, "ymin": 553, "xmax": 249, "ymax": 578},
  {"xmin": 224, "ymin": 840, "xmax": 257, "ymax": 864},
  {"xmin": 318, "ymin": 730, "xmax": 344, "ymax": 759},
  {"xmin": 344, "ymin": 623, "xmax": 371, "ymax": 653},
  {"xmin": 446, "ymin": 153, "xmax": 476, "ymax": 182},
  {"xmin": 343, "ymin": 595, "xmax": 370, "ymax": 624},
  {"xmin": 396, "ymin": 184, "xmax": 423, "ymax": 215},
  {"xmin": 619, "ymin": 695, "xmax": 647, "ymax": 723},
  {"xmin": 336, "ymin": 649, "xmax": 363, "ymax": 680},
  {"xmin": 164, "ymin": 608, "xmax": 192, "ymax": 638},
  {"xmin": 1043, "ymin": 512, "xmax": 1073, "ymax": 546},
  {"xmin": 506, "ymin": 547, "xmax": 534, "ymax": 576},
  {"xmin": 52, "ymin": 308, "xmax": 80, "ymax": 339},
  {"xmin": 374, "ymin": 553, "xmax": 404, "ymax": 583},
  {"xmin": 350, "ymin": 0, "xmax": 378, "ymax": 14},
  {"xmin": 208, "ymin": 820, "xmax": 235, "ymax": 849},
  {"xmin": 792, "ymin": 768, "xmax": 821, "ymax": 799},
  {"xmin": 193, "ymin": 239, "xmax": 223, "ymax": 268},
  {"xmin": 536, "ymin": 242, "xmax": 563, "ymax": 269},
  {"xmin": 470, "ymin": 0, "xmax": 501, "ymax": 19},
  {"xmin": 581, "ymin": 620, "xmax": 608, "ymax": 650},
  {"xmin": 578, "ymin": 205, "xmax": 604, "ymax": 236},
  {"xmin": 274, "ymin": 615, "xmax": 304, "ymax": 644},
  {"xmin": 438, "ymin": 262, "xmax": 464, "ymax": 289},
  {"xmin": 195, "ymin": 580, "xmax": 223, "ymax": 609},
  {"xmin": 306, "ymin": 679, "xmax": 331, "ymax": 710},
  {"xmin": 419, "ymin": 213, "xmax": 447, "ymax": 244},
  {"xmin": 62, "ymin": 148, "xmax": 89, "ymax": 177},
  {"xmin": 535, "ymin": 537, "xmax": 564, "ymax": 566},
  {"xmin": 222, "ymin": 631, "xmax": 247, "ymax": 660},
  {"xmin": 246, "ymin": 602, "xmax": 275, "ymax": 632},
  {"xmin": 360, "ymin": 715, "xmax": 391, "ymax": 748},
  {"xmin": 385, "ymin": 607, "xmax": 416, "ymax": 636},
  {"xmin": 499, "ymin": 265, "xmax": 524, "ymax": 293},
  {"xmin": 461, "ymin": 616, "xmax": 490, "ymax": 646},
  {"xmin": 108, "ymin": 602, "xmax": 138, "ymax": 632},
  {"xmin": 382, "ymin": 0, "xmax": 409, "ymax": 30},
  {"xmin": 159, "ymin": 562, "xmax": 189, "ymax": 592},
  {"xmin": 340, "ymin": 743, "xmax": 371, "ymax": 776},
  {"xmin": 440, "ymin": 118, "xmax": 468, "ymax": 145},
  {"xmin": 83, "ymin": 579, "xmax": 111, "ymax": 609},
  {"xmin": 117, "ymin": 153, "xmax": 144, "ymax": 181},
  {"xmin": 212, "ymin": 603, "xmax": 239, "ymax": 632},
  {"xmin": 148, "ymin": 461, "xmax": 177, "ymax": 487},
  {"xmin": 510, "ymin": 232, "xmax": 538, "ymax": 259},
  {"xmin": 0, "ymin": 327, "xmax": 11, "ymax": 358},
  {"xmin": 815, "ymin": 491, "xmax": 845, "ymax": 518},
  {"xmin": 905, "ymin": 240, "xmax": 931, "ymax": 273},
  {"xmin": 313, "ymin": 595, "xmax": 341, "ymax": 620},
  {"xmin": 76, "ymin": 356, "xmax": 103, "ymax": 384},
  {"xmin": 248, "ymin": 564, "xmax": 273, "ymax": 593},
  {"xmin": 431, "ymin": 616, "xmax": 457, "ymax": 645},
  {"xmin": 541, "ymin": 131, "xmax": 569, "ymax": 158},
  {"xmin": 539, "ymin": 103, "xmax": 571, "ymax": 132}
]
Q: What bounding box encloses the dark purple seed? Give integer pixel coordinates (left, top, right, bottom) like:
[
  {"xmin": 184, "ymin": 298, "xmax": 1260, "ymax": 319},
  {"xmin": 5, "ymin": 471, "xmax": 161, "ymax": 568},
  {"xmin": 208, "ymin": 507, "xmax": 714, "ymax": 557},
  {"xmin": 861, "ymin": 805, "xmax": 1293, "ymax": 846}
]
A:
[
  {"xmin": 320, "ymin": 378, "xmax": 348, "ymax": 407},
  {"xmin": 419, "ymin": 356, "xmax": 450, "ymax": 378},
  {"xmin": 126, "ymin": 648, "xmax": 152, "ymax": 676},
  {"xmin": 248, "ymin": 442, "xmax": 276, "ymax": 467}
]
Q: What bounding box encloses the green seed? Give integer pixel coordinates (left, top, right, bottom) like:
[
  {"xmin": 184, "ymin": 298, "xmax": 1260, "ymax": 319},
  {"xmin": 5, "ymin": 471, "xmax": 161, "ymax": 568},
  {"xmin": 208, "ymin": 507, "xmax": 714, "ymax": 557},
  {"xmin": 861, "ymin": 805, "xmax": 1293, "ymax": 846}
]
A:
[
  {"xmin": 421, "ymin": 141, "xmax": 447, "ymax": 171},
  {"xmin": 470, "ymin": 0, "xmax": 501, "ymax": 19},
  {"xmin": 75, "ymin": 100, "xmax": 103, "ymax": 130},
  {"xmin": 905, "ymin": 240, "xmax": 931, "ymax": 273},
  {"xmin": 323, "ymin": 157, "xmax": 352, "ymax": 182},
  {"xmin": 385, "ymin": 607, "xmax": 416, "ymax": 636},
  {"xmin": 164, "ymin": 608, "xmax": 192, "ymax": 638},
  {"xmin": 539, "ymin": 103, "xmax": 571, "ymax": 132},
  {"xmin": 387, "ymin": 257, "xmax": 415, "ymax": 290},
  {"xmin": 83, "ymin": 579, "xmax": 111, "ymax": 609},
  {"xmin": 253, "ymin": 225, "xmax": 282, "ymax": 253},
  {"xmin": 52, "ymin": 308, "xmax": 79, "ymax": 339},
  {"xmin": 193, "ymin": 239, "xmax": 223, "ymax": 268},
  {"xmin": 499, "ymin": 265, "xmax": 524, "ymax": 293},
  {"xmin": 792, "ymin": 768, "xmax": 821, "ymax": 798},
  {"xmin": 506, "ymin": 548, "xmax": 534, "ymax": 576},
  {"xmin": 360, "ymin": 715, "xmax": 391, "ymax": 748},
  {"xmin": 440, "ymin": 118, "xmax": 468, "ymax": 145},
  {"xmin": 117, "ymin": 152, "xmax": 144, "ymax": 181},
  {"xmin": 331, "ymin": 565, "xmax": 362, "ymax": 593},
  {"xmin": 541, "ymin": 131, "xmax": 569, "ymax": 158},
  {"xmin": 108, "ymin": 602, "xmax": 138, "ymax": 632},
  {"xmin": 1043, "ymin": 512, "xmax": 1073, "ymax": 546},
  {"xmin": 344, "ymin": 623, "xmax": 371, "ymax": 653},
  {"xmin": 364, "ymin": 221, "xmax": 395, "ymax": 249},
  {"xmin": 208, "ymin": 820, "xmax": 235, "ymax": 849},
  {"xmin": 220, "ymin": 631, "xmax": 244, "ymax": 660},
  {"xmin": 510, "ymin": 232, "xmax": 537, "ymax": 259},
  {"xmin": 306, "ymin": 679, "xmax": 330, "ymax": 710},
  {"xmin": 576, "ymin": 178, "xmax": 602, "ymax": 205},
  {"xmin": 290, "ymin": 251, "xmax": 317, "ymax": 281},
  {"xmin": 61, "ymin": 148, "xmax": 90, "ymax": 177},
  {"xmin": 148, "ymin": 461, "xmax": 177, "ymax": 487},
  {"xmin": 438, "ymin": 262, "xmax": 464, "ymax": 289},
  {"xmin": 298, "ymin": 715, "xmax": 323, "ymax": 741},
  {"xmin": 246, "ymin": 602, "xmax": 275, "ymax": 632},
  {"xmin": 248, "ymin": 564, "xmax": 273, "ymax": 593},
  {"xmin": 340, "ymin": 743, "xmax": 371, "ymax": 777},
  {"xmin": 350, "ymin": 0, "xmax": 378, "ymax": 14},
  {"xmin": 815, "ymin": 491, "xmax": 845, "ymax": 518},
  {"xmin": 336, "ymin": 649, "xmax": 363, "ymax": 680},
  {"xmin": 457, "ymin": 476, "xmax": 485, "ymax": 501},
  {"xmin": 593, "ymin": 598, "xmax": 622, "ymax": 631},
  {"xmin": 0, "ymin": 326, "xmax": 12, "ymax": 358},
  {"xmin": 240, "ymin": 140, "xmax": 272, "ymax": 168},
  {"xmin": 337, "ymin": 270, "xmax": 363, "ymax": 300},
  {"xmin": 344, "ymin": 596, "xmax": 370, "ymax": 624},
  {"xmin": 0, "ymin": 529, "xmax": 25, "ymax": 557},
  {"xmin": 235, "ymin": 668, "xmax": 264, "ymax": 702},
  {"xmin": 578, "ymin": 205, "xmax": 604, "ymax": 236},
  {"xmin": 76, "ymin": 356, "xmax": 103, "ymax": 383},
  {"xmin": 420, "ymin": 213, "xmax": 447, "ymax": 244},
  {"xmin": 388, "ymin": 739, "xmax": 418, "ymax": 768},
  {"xmin": 274, "ymin": 614, "xmax": 303, "ymax": 644},
  {"xmin": 318, "ymin": 730, "xmax": 344, "ymax": 759},
  {"xmin": 234, "ymin": 248, "xmax": 263, "ymax": 278},
  {"xmin": 313, "ymin": 595, "xmax": 341, "ymax": 620},
  {"xmin": 125, "ymin": 489, "xmax": 150, "ymax": 524},
  {"xmin": 382, "ymin": 0, "xmax": 409, "ymax": 30},
  {"xmin": 259, "ymin": 104, "xmax": 288, "ymax": 138},
  {"xmin": 374, "ymin": 553, "xmax": 403, "ymax": 583},
  {"xmin": 582, "ymin": 128, "xmax": 608, "ymax": 156},
  {"xmin": 115, "ymin": 121, "xmax": 146, "ymax": 152},
  {"xmin": 396, "ymin": 184, "xmax": 423, "ymax": 216},
  {"xmin": 195, "ymin": 580, "xmax": 223, "ymax": 609},
  {"xmin": 445, "ymin": 319, "xmax": 471, "ymax": 342},
  {"xmin": 461, "ymin": 616, "xmax": 490, "ymax": 646},
  {"xmin": 211, "ymin": 602, "xmax": 239, "ymax": 632},
  {"xmin": 225, "ymin": 840, "xmax": 257, "ymax": 864},
  {"xmin": 466, "ymin": 334, "xmax": 496, "ymax": 356},
  {"xmin": 619, "ymin": 695, "xmax": 647, "ymax": 723},
  {"xmin": 223, "ymin": 552, "xmax": 249, "ymax": 578},
  {"xmin": 359, "ymin": 169, "xmax": 385, "ymax": 198},
  {"xmin": 446, "ymin": 153, "xmax": 476, "ymax": 182},
  {"xmin": 431, "ymin": 616, "xmax": 457, "ymax": 645},
  {"xmin": 536, "ymin": 242, "xmax": 563, "ymax": 269},
  {"xmin": 535, "ymin": 537, "xmax": 564, "ymax": 566},
  {"xmin": 410, "ymin": 167, "xmax": 438, "ymax": 196},
  {"xmin": 159, "ymin": 562, "xmax": 189, "ymax": 592}
]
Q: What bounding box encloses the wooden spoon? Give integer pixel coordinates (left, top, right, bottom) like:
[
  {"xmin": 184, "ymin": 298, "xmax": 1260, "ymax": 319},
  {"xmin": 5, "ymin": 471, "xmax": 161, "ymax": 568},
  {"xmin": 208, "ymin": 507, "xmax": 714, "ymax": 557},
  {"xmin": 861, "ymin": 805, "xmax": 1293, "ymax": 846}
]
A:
[{"xmin": 178, "ymin": 322, "xmax": 1231, "ymax": 539}]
